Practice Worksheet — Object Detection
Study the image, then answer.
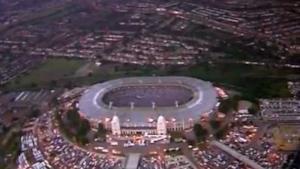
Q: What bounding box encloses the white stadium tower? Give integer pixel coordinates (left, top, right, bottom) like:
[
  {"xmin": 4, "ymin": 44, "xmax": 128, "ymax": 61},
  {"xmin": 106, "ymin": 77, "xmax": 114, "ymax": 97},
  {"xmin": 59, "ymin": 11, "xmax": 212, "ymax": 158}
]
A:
[
  {"xmin": 157, "ymin": 116, "xmax": 167, "ymax": 135},
  {"xmin": 111, "ymin": 115, "xmax": 121, "ymax": 135}
]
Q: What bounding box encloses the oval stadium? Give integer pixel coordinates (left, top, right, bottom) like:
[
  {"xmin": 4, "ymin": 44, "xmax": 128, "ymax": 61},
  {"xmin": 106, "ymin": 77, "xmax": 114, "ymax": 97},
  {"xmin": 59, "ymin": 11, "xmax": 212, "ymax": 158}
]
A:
[{"xmin": 78, "ymin": 76, "xmax": 218, "ymax": 135}]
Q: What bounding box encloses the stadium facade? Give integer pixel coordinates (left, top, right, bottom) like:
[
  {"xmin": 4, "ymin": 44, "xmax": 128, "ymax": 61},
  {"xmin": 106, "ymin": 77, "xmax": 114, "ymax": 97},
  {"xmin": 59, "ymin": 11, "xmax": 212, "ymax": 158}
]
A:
[{"xmin": 78, "ymin": 76, "xmax": 218, "ymax": 135}]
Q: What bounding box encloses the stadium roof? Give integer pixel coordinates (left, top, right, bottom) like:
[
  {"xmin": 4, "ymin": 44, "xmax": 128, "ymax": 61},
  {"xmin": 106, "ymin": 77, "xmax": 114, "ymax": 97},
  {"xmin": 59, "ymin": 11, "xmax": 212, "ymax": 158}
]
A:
[{"xmin": 78, "ymin": 76, "xmax": 218, "ymax": 124}]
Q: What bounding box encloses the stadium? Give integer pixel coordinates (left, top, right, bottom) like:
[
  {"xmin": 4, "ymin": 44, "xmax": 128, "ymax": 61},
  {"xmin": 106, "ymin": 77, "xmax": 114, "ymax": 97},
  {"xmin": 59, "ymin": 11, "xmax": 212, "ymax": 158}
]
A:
[{"xmin": 78, "ymin": 76, "xmax": 218, "ymax": 135}]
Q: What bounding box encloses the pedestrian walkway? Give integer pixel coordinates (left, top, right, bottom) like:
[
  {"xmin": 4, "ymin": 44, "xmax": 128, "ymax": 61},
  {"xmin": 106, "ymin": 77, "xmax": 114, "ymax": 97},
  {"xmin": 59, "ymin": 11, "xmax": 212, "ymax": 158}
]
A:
[{"xmin": 125, "ymin": 153, "xmax": 141, "ymax": 169}]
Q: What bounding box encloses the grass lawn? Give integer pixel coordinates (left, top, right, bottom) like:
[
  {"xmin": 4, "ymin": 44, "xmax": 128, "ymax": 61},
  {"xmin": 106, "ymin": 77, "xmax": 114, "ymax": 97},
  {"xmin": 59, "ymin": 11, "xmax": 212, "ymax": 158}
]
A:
[
  {"xmin": 3, "ymin": 60, "xmax": 299, "ymax": 100},
  {"xmin": 182, "ymin": 63, "xmax": 299, "ymax": 99},
  {"xmin": 7, "ymin": 58, "xmax": 86, "ymax": 90}
]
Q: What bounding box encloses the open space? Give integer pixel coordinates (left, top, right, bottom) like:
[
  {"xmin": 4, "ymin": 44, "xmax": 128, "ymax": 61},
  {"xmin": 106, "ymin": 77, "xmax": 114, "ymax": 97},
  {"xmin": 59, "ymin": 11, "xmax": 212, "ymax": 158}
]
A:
[
  {"xmin": 3, "ymin": 61, "xmax": 299, "ymax": 100},
  {"xmin": 6, "ymin": 58, "xmax": 86, "ymax": 90}
]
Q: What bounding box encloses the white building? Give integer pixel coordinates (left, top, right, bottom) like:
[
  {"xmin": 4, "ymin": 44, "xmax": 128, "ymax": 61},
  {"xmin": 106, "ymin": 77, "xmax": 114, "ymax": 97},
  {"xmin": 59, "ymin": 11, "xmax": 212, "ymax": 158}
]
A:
[
  {"xmin": 111, "ymin": 115, "xmax": 121, "ymax": 135},
  {"xmin": 157, "ymin": 116, "xmax": 167, "ymax": 135}
]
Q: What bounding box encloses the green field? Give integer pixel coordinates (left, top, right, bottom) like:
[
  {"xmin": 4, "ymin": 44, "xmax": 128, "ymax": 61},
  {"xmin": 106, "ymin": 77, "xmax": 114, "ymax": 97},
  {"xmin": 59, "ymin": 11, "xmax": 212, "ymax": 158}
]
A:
[
  {"xmin": 6, "ymin": 58, "xmax": 86, "ymax": 90},
  {"xmin": 3, "ymin": 59, "xmax": 299, "ymax": 99},
  {"xmin": 182, "ymin": 63, "xmax": 298, "ymax": 99}
]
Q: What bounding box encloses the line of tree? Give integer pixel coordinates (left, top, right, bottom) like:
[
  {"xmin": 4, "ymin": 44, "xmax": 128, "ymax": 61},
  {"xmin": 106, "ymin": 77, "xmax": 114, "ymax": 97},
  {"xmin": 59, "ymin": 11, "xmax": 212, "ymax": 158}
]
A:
[
  {"xmin": 65, "ymin": 109, "xmax": 91, "ymax": 144},
  {"xmin": 218, "ymin": 96, "xmax": 240, "ymax": 114},
  {"xmin": 193, "ymin": 124, "xmax": 208, "ymax": 142},
  {"xmin": 56, "ymin": 109, "xmax": 91, "ymax": 145}
]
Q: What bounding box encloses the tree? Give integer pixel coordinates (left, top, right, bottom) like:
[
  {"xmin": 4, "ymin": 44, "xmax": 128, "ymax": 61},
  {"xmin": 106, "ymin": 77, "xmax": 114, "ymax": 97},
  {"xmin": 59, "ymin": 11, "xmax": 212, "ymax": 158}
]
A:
[
  {"xmin": 248, "ymin": 104, "xmax": 259, "ymax": 115},
  {"xmin": 214, "ymin": 127, "xmax": 227, "ymax": 140},
  {"xmin": 78, "ymin": 119, "xmax": 91, "ymax": 137},
  {"xmin": 96, "ymin": 123, "xmax": 106, "ymax": 135},
  {"xmin": 95, "ymin": 123, "xmax": 107, "ymax": 141},
  {"xmin": 49, "ymin": 80, "xmax": 57, "ymax": 88},
  {"xmin": 193, "ymin": 124, "xmax": 208, "ymax": 142},
  {"xmin": 218, "ymin": 99, "xmax": 231, "ymax": 114},
  {"xmin": 66, "ymin": 109, "xmax": 80, "ymax": 126},
  {"xmin": 30, "ymin": 108, "xmax": 40, "ymax": 118},
  {"xmin": 218, "ymin": 96, "xmax": 240, "ymax": 114},
  {"xmin": 63, "ymin": 109, "xmax": 91, "ymax": 145},
  {"xmin": 210, "ymin": 120, "xmax": 221, "ymax": 130}
]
